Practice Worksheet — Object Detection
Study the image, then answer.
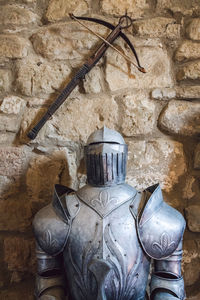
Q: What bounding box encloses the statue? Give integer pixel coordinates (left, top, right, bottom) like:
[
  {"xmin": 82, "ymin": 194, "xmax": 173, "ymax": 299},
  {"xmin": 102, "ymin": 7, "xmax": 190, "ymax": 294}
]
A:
[{"xmin": 33, "ymin": 126, "xmax": 186, "ymax": 300}]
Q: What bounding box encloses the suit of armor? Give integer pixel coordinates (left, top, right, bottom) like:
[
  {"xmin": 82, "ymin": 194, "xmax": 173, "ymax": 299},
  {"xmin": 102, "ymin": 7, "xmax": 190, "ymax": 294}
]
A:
[{"xmin": 33, "ymin": 127, "xmax": 186, "ymax": 300}]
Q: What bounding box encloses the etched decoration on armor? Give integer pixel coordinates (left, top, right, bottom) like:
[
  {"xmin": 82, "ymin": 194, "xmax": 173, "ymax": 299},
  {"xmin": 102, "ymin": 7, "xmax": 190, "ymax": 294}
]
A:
[
  {"xmin": 68, "ymin": 225, "xmax": 101, "ymax": 300},
  {"xmin": 91, "ymin": 190, "xmax": 118, "ymax": 209},
  {"xmin": 152, "ymin": 232, "xmax": 176, "ymax": 256},
  {"xmin": 104, "ymin": 224, "xmax": 142, "ymax": 300},
  {"xmin": 40, "ymin": 229, "xmax": 58, "ymax": 252}
]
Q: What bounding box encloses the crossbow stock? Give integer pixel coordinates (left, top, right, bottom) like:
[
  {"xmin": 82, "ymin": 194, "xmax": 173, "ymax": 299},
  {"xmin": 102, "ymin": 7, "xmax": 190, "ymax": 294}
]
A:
[{"xmin": 27, "ymin": 14, "xmax": 146, "ymax": 140}]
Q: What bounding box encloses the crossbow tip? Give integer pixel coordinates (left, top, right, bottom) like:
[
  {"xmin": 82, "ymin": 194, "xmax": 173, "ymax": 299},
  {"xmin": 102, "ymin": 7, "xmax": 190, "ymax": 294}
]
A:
[
  {"xmin": 139, "ymin": 67, "xmax": 146, "ymax": 73},
  {"xmin": 69, "ymin": 13, "xmax": 74, "ymax": 19}
]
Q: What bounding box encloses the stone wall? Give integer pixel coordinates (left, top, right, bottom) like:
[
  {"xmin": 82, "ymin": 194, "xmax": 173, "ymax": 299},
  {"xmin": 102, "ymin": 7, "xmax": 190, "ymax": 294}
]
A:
[{"xmin": 0, "ymin": 0, "xmax": 200, "ymax": 299}]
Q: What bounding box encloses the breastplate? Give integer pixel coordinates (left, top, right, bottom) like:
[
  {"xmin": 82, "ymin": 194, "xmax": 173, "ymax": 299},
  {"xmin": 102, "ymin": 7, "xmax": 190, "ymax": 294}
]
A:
[{"xmin": 62, "ymin": 184, "xmax": 151, "ymax": 300}]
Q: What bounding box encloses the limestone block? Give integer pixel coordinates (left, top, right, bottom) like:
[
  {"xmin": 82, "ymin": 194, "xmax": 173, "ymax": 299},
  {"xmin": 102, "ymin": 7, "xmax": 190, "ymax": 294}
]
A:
[
  {"xmin": 127, "ymin": 139, "xmax": 186, "ymax": 192},
  {"xmin": 0, "ymin": 114, "xmax": 22, "ymax": 132},
  {"xmin": 0, "ymin": 288, "xmax": 34, "ymax": 300},
  {"xmin": 175, "ymin": 86, "xmax": 200, "ymax": 99},
  {"xmin": 0, "ymin": 4, "xmax": 39, "ymax": 26},
  {"xmin": 187, "ymin": 18, "xmax": 200, "ymax": 41},
  {"xmin": 105, "ymin": 39, "xmax": 173, "ymax": 91},
  {"xmin": 156, "ymin": 0, "xmax": 200, "ymax": 16},
  {"xmin": 83, "ymin": 66, "xmax": 105, "ymax": 94},
  {"xmin": 177, "ymin": 60, "xmax": 200, "ymax": 81},
  {"xmin": 0, "ymin": 199, "xmax": 32, "ymax": 231},
  {"xmin": 182, "ymin": 176, "xmax": 196, "ymax": 199},
  {"xmin": 16, "ymin": 57, "xmax": 71, "ymax": 96},
  {"xmin": 0, "ymin": 147, "xmax": 31, "ymax": 200},
  {"xmin": 4, "ymin": 237, "xmax": 35, "ymax": 273},
  {"xmin": 175, "ymin": 40, "xmax": 200, "ymax": 62},
  {"xmin": 185, "ymin": 205, "xmax": 200, "ymax": 232},
  {"xmin": 151, "ymin": 88, "xmax": 176, "ymax": 100},
  {"xmin": 194, "ymin": 143, "xmax": 200, "ymax": 169},
  {"xmin": 0, "ymin": 175, "xmax": 18, "ymax": 199},
  {"xmin": 46, "ymin": 0, "xmax": 89, "ymax": 22},
  {"xmin": 0, "ymin": 69, "xmax": 12, "ymax": 93},
  {"xmin": 116, "ymin": 90, "xmax": 156, "ymax": 136},
  {"xmin": 133, "ymin": 17, "xmax": 180, "ymax": 39},
  {"xmin": 31, "ymin": 21, "xmax": 108, "ymax": 60},
  {"xmin": 0, "ymin": 96, "xmax": 26, "ymax": 114},
  {"xmin": 187, "ymin": 293, "xmax": 200, "ymax": 300},
  {"xmin": 100, "ymin": 0, "xmax": 149, "ymax": 17},
  {"xmin": 26, "ymin": 154, "xmax": 64, "ymax": 203},
  {"xmin": 184, "ymin": 258, "xmax": 200, "ymax": 286},
  {"xmin": 0, "ymin": 147, "xmax": 30, "ymax": 199},
  {"xmin": 0, "ymin": 35, "xmax": 29, "ymax": 59},
  {"xmin": 21, "ymin": 94, "xmax": 119, "ymax": 145},
  {"xmin": 0, "ymin": 133, "xmax": 16, "ymax": 145},
  {"xmin": 159, "ymin": 100, "xmax": 200, "ymax": 136}
]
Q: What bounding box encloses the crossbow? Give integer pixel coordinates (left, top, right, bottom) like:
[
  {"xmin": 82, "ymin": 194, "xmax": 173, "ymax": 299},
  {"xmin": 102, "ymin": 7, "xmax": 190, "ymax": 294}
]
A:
[{"xmin": 27, "ymin": 14, "xmax": 146, "ymax": 140}]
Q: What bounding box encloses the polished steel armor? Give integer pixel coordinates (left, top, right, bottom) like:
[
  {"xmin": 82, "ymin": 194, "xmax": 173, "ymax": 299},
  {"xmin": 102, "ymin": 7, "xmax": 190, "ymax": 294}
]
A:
[{"xmin": 33, "ymin": 127, "xmax": 186, "ymax": 300}]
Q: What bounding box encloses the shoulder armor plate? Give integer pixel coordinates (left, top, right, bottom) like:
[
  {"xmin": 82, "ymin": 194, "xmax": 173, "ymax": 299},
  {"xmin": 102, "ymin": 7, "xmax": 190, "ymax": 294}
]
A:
[
  {"xmin": 136, "ymin": 184, "xmax": 186, "ymax": 260},
  {"xmin": 33, "ymin": 184, "xmax": 74, "ymax": 256}
]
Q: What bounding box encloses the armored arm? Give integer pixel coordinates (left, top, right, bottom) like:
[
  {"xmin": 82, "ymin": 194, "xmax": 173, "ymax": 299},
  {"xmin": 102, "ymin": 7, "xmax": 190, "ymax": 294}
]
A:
[
  {"xmin": 33, "ymin": 199, "xmax": 71, "ymax": 299},
  {"xmin": 133, "ymin": 184, "xmax": 186, "ymax": 300},
  {"xmin": 35, "ymin": 243, "xmax": 66, "ymax": 300},
  {"xmin": 150, "ymin": 239, "xmax": 185, "ymax": 300}
]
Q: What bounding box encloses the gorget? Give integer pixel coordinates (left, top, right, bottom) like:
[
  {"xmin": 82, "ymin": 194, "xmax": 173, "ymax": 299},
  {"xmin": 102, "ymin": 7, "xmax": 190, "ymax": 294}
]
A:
[{"xmin": 76, "ymin": 183, "xmax": 137, "ymax": 217}]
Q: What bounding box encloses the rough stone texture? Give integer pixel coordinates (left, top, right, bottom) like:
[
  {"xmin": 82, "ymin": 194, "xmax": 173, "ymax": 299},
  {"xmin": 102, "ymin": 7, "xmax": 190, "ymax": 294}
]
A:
[
  {"xmin": 0, "ymin": 114, "xmax": 22, "ymax": 132},
  {"xmin": 133, "ymin": 17, "xmax": 180, "ymax": 39},
  {"xmin": 116, "ymin": 90, "xmax": 156, "ymax": 136},
  {"xmin": 0, "ymin": 96, "xmax": 26, "ymax": 114},
  {"xmin": 101, "ymin": 0, "xmax": 149, "ymax": 17},
  {"xmin": 83, "ymin": 66, "xmax": 105, "ymax": 94},
  {"xmin": 31, "ymin": 21, "xmax": 108, "ymax": 61},
  {"xmin": 26, "ymin": 153, "xmax": 65, "ymax": 203},
  {"xmin": 182, "ymin": 176, "xmax": 196, "ymax": 199},
  {"xmin": 177, "ymin": 60, "xmax": 200, "ymax": 81},
  {"xmin": 187, "ymin": 18, "xmax": 200, "ymax": 41},
  {"xmin": 182, "ymin": 239, "xmax": 200, "ymax": 289},
  {"xmin": 0, "ymin": 69, "xmax": 12, "ymax": 93},
  {"xmin": 175, "ymin": 86, "xmax": 200, "ymax": 99},
  {"xmin": 0, "ymin": 4, "xmax": 39, "ymax": 26},
  {"xmin": 175, "ymin": 40, "xmax": 200, "ymax": 62},
  {"xmin": 105, "ymin": 41, "xmax": 173, "ymax": 91},
  {"xmin": 4, "ymin": 237, "xmax": 35, "ymax": 273},
  {"xmin": 127, "ymin": 139, "xmax": 186, "ymax": 192},
  {"xmin": 185, "ymin": 205, "xmax": 200, "ymax": 232},
  {"xmin": 156, "ymin": 0, "xmax": 200, "ymax": 16},
  {"xmin": 0, "ymin": 35, "xmax": 29, "ymax": 59},
  {"xmin": 0, "ymin": 133, "xmax": 16, "ymax": 145},
  {"xmin": 194, "ymin": 143, "xmax": 200, "ymax": 169},
  {"xmin": 151, "ymin": 88, "xmax": 176, "ymax": 100},
  {"xmin": 0, "ymin": 199, "xmax": 32, "ymax": 231},
  {"xmin": 16, "ymin": 57, "xmax": 71, "ymax": 96},
  {"xmin": 0, "ymin": 147, "xmax": 30, "ymax": 199},
  {"xmin": 0, "ymin": 287, "xmax": 34, "ymax": 300},
  {"xmin": 20, "ymin": 94, "xmax": 119, "ymax": 144},
  {"xmin": 0, "ymin": 147, "xmax": 28, "ymax": 177},
  {"xmin": 159, "ymin": 100, "xmax": 200, "ymax": 136},
  {"xmin": 183, "ymin": 257, "xmax": 200, "ymax": 286},
  {"xmin": 188, "ymin": 293, "xmax": 200, "ymax": 300},
  {"xmin": 46, "ymin": 0, "xmax": 89, "ymax": 22}
]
